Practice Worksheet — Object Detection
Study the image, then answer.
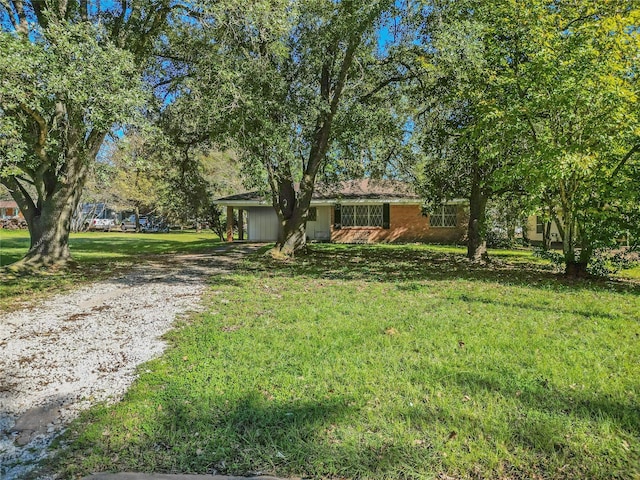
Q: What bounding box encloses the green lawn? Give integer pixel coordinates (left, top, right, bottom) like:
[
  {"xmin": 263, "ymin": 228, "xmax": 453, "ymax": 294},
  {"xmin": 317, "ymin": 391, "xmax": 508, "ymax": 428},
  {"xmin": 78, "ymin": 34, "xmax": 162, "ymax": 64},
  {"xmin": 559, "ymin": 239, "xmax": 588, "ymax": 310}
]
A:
[
  {"xmin": 50, "ymin": 244, "xmax": 640, "ymax": 480},
  {"xmin": 0, "ymin": 229, "xmax": 224, "ymax": 311}
]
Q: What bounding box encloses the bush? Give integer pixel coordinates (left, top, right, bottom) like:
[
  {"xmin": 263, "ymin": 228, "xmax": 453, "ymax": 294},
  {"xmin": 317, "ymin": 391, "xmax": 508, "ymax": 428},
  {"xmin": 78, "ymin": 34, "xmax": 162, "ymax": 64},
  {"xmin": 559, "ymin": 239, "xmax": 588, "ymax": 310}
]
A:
[
  {"xmin": 534, "ymin": 246, "xmax": 639, "ymax": 277},
  {"xmin": 533, "ymin": 247, "xmax": 565, "ymax": 270}
]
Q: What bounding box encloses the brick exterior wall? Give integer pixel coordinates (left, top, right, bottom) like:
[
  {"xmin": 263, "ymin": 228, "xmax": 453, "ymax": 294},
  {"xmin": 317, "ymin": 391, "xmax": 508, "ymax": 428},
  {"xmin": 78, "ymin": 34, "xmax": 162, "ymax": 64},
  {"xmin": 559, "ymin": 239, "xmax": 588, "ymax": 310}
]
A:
[{"xmin": 330, "ymin": 204, "xmax": 467, "ymax": 244}]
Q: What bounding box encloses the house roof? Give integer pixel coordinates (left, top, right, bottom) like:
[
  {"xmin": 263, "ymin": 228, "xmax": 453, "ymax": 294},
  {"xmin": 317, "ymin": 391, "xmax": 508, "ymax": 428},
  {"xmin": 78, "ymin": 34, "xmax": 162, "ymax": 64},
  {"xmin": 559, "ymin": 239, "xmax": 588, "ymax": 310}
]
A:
[
  {"xmin": 0, "ymin": 200, "xmax": 18, "ymax": 209},
  {"xmin": 215, "ymin": 179, "xmax": 429, "ymax": 206},
  {"xmin": 315, "ymin": 179, "xmax": 419, "ymax": 200}
]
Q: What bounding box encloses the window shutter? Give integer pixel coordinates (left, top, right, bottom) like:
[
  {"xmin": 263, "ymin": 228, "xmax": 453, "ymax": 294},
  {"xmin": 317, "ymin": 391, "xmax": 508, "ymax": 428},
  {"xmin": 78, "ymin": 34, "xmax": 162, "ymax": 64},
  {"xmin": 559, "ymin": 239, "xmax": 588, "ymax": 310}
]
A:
[
  {"xmin": 383, "ymin": 203, "xmax": 390, "ymax": 229},
  {"xmin": 334, "ymin": 204, "xmax": 341, "ymax": 230}
]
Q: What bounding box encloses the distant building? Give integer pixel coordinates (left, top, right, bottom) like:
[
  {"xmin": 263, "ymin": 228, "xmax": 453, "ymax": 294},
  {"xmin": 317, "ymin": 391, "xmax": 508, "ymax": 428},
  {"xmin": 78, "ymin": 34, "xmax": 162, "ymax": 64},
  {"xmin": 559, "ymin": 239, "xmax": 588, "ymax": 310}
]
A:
[{"xmin": 0, "ymin": 200, "xmax": 21, "ymax": 219}]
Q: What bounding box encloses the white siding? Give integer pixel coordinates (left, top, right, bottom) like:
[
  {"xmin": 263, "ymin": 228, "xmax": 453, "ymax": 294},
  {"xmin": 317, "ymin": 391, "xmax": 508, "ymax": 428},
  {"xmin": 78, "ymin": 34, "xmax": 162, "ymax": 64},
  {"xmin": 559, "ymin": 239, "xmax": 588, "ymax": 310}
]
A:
[
  {"xmin": 247, "ymin": 207, "xmax": 280, "ymax": 242},
  {"xmin": 526, "ymin": 215, "xmax": 562, "ymax": 243},
  {"xmin": 245, "ymin": 205, "xmax": 332, "ymax": 242},
  {"xmin": 307, "ymin": 206, "xmax": 331, "ymax": 241}
]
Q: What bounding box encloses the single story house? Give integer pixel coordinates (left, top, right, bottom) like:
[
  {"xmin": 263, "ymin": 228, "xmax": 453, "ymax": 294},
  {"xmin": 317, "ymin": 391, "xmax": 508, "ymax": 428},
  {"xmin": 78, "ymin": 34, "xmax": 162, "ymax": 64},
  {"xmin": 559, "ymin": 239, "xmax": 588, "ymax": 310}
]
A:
[
  {"xmin": 0, "ymin": 200, "xmax": 21, "ymax": 219},
  {"xmin": 214, "ymin": 179, "xmax": 468, "ymax": 244}
]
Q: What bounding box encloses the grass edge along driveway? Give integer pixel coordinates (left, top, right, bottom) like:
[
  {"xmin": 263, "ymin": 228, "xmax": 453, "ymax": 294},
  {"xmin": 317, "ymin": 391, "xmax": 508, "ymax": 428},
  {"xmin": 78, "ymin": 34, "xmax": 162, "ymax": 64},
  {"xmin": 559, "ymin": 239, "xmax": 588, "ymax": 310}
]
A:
[{"xmin": 49, "ymin": 244, "xmax": 640, "ymax": 480}]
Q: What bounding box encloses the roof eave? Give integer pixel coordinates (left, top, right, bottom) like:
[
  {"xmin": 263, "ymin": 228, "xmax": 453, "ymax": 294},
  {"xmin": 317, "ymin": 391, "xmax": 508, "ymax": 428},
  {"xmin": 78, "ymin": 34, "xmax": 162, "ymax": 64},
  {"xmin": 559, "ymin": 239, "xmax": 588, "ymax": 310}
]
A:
[{"xmin": 214, "ymin": 198, "xmax": 468, "ymax": 207}]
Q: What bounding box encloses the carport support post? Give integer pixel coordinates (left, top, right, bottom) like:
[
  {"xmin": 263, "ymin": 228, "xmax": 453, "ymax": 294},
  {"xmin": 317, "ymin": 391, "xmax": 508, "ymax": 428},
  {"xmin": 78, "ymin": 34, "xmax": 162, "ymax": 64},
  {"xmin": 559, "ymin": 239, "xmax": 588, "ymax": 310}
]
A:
[
  {"xmin": 226, "ymin": 206, "xmax": 234, "ymax": 242},
  {"xmin": 238, "ymin": 209, "xmax": 244, "ymax": 241}
]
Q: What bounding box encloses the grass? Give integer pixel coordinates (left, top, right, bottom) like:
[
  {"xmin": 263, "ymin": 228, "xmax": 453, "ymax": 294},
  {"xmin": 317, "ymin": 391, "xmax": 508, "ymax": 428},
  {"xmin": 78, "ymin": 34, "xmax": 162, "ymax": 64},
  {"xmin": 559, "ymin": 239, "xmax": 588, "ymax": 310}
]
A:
[
  {"xmin": 0, "ymin": 229, "xmax": 224, "ymax": 312},
  {"xmin": 49, "ymin": 243, "xmax": 640, "ymax": 480},
  {"xmin": 617, "ymin": 264, "xmax": 640, "ymax": 280}
]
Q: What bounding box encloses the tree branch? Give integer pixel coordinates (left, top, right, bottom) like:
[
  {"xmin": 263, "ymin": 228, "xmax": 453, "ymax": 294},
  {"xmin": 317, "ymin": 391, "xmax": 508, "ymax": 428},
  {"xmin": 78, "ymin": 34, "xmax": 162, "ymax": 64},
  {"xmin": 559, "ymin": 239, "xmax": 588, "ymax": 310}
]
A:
[
  {"xmin": 153, "ymin": 73, "xmax": 191, "ymax": 89},
  {"xmin": 80, "ymin": 0, "xmax": 88, "ymax": 21},
  {"xmin": 330, "ymin": 36, "xmax": 359, "ymax": 114},
  {"xmin": 58, "ymin": 0, "xmax": 69, "ymax": 19},
  {"xmin": 1, "ymin": 175, "xmax": 38, "ymax": 221},
  {"xmin": 611, "ymin": 143, "xmax": 640, "ymax": 177},
  {"xmin": 30, "ymin": 0, "xmax": 48, "ymax": 28},
  {"xmin": 18, "ymin": 102, "xmax": 48, "ymax": 160},
  {"xmin": 1, "ymin": 1, "xmax": 19, "ymax": 32},
  {"xmin": 87, "ymin": 130, "xmax": 108, "ymax": 159},
  {"xmin": 359, "ymin": 74, "xmax": 415, "ymax": 103}
]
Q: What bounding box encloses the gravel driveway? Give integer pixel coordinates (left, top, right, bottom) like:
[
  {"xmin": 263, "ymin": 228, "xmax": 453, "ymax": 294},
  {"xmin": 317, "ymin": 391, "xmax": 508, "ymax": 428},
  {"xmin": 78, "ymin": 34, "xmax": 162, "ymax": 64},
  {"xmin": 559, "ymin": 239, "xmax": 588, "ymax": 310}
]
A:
[{"xmin": 0, "ymin": 244, "xmax": 259, "ymax": 479}]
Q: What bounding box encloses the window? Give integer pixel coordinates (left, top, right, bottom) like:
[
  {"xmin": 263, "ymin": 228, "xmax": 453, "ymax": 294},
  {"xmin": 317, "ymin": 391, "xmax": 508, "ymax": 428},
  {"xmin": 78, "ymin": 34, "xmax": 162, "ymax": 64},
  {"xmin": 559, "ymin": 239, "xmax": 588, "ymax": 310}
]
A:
[
  {"xmin": 341, "ymin": 204, "xmax": 383, "ymax": 227},
  {"xmin": 536, "ymin": 216, "xmax": 544, "ymax": 234},
  {"xmin": 307, "ymin": 207, "xmax": 317, "ymax": 222},
  {"xmin": 430, "ymin": 205, "xmax": 458, "ymax": 227}
]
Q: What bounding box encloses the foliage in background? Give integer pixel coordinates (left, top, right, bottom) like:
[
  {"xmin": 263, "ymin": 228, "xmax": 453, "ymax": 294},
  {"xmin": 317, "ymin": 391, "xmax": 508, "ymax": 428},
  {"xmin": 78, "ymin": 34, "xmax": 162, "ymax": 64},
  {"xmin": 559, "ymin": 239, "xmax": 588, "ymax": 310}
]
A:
[
  {"xmin": 410, "ymin": 0, "xmax": 640, "ymax": 275},
  {"xmin": 519, "ymin": 1, "xmax": 640, "ymax": 276},
  {"xmin": 101, "ymin": 127, "xmax": 247, "ymax": 234}
]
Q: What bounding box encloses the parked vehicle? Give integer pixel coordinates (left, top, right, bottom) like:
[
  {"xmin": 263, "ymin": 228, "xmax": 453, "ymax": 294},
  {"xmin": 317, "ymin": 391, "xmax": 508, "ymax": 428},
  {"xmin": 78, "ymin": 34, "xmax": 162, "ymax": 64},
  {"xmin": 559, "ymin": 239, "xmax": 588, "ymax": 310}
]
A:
[
  {"xmin": 120, "ymin": 215, "xmax": 150, "ymax": 232},
  {"xmin": 73, "ymin": 202, "xmax": 117, "ymax": 233},
  {"xmin": 143, "ymin": 221, "xmax": 170, "ymax": 233},
  {"xmin": 120, "ymin": 215, "xmax": 169, "ymax": 233},
  {"xmin": 85, "ymin": 218, "xmax": 115, "ymax": 232}
]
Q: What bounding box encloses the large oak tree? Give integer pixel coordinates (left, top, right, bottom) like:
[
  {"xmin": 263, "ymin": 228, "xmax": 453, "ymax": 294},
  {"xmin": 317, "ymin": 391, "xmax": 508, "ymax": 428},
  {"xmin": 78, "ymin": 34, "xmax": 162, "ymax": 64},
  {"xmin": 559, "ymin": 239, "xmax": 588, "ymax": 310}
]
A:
[
  {"xmin": 182, "ymin": 0, "xmax": 400, "ymax": 256},
  {"xmin": 0, "ymin": 1, "xmax": 185, "ymax": 267},
  {"xmin": 412, "ymin": 0, "xmax": 543, "ymax": 261}
]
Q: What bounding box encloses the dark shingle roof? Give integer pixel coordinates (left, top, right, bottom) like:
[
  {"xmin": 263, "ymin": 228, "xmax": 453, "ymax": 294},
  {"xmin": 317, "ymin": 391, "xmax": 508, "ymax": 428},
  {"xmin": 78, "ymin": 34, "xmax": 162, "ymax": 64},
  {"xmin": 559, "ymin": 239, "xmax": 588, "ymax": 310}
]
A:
[
  {"xmin": 314, "ymin": 179, "xmax": 418, "ymax": 200},
  {"xmin": 216, "ymin": 179, "xmax": 419, "ymax": 203},
  {"xmin": 216, "ymin": 191, "xmax": 265, "ymax": 202}
]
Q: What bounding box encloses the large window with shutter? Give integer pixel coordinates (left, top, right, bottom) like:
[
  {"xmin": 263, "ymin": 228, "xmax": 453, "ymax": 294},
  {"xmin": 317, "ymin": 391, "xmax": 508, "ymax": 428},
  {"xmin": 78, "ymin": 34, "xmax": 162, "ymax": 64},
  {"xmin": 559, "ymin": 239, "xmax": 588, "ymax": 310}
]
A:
[{"xmin": 341, "ymin": 204, "xmax": 384, "ymax": 227}]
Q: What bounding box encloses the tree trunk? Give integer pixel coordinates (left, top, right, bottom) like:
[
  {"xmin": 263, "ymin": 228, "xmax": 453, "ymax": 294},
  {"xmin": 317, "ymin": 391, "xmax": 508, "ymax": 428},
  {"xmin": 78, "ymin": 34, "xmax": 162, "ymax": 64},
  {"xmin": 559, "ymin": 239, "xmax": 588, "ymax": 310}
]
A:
[
  {"xmin": 565, "ymin": 261, "xmax": 588, "ymax": 278},
  {"xmin": 277, "ymin": 209, "xmax": 308, "ymax": 256},
  {"xmin": 565, "ymin": 241, "xmax": 593, "ymax": 278},
  {"xmin": 272, "ymin": 178, "xmax": 312, "ymax": 257},
  {"xmin": 521, "ymin": 220, "xmax": 530, "ymax": 246},
  {"xmin": 506, "ymin": 224, "xmax": 515, "ymax": 245},
  {"xmin": 542, "ymin": 221, "xmax": 552, "ymax": 251},
  {"xmin": 16, "ymin": 183, "xmax": 83, "ymax": 268},
  {"xmin": 467, "ymin": 166, "xmax": 488, "ymax": 261},
  {"xmin": 559, "ymin": 210, "xmax": 592, "ymax": 278},
  {"xmin": 2, "ymin": 123, "xmax": 103, "ymax": 269}
]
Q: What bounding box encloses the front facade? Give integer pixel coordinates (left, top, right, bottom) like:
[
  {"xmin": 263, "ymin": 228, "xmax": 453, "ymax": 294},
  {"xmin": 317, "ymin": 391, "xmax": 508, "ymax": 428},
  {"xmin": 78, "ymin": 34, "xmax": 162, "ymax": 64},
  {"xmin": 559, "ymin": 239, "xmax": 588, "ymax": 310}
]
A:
[
  {"xmin": 216, "ymin": 180, "xmax": 468, "ymax": 244},
  {"xmin": 331, "ymin": 203, "xmax": 466, "ymax": 244}
]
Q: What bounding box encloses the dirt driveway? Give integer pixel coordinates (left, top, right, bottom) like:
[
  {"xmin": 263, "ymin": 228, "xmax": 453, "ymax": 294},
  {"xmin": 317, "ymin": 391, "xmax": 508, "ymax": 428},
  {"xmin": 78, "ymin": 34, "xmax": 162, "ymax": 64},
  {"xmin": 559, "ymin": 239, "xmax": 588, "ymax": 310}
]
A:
[{"xmin": 0, "ymin": 244, "xmax": 260, "ymax": 479}]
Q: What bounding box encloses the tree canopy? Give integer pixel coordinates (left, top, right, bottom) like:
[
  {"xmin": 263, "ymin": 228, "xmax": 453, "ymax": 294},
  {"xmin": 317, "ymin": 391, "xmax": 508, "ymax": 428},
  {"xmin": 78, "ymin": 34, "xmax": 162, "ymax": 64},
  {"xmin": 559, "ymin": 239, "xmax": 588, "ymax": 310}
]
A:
[
  {"xmin": 410, "ymin": 0, "xmax": 640, "ymax": 273},
  {"xmin": 164, "ymin": 0, "xmax": 407, "ymax": 255}
]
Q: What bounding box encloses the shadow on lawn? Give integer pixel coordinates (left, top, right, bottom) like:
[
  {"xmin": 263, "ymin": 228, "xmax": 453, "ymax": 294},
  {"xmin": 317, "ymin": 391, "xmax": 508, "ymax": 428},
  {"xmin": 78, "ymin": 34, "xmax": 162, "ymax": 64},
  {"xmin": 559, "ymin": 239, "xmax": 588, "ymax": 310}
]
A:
[
  {"xmin": 0, "ymin": 234, "xmax": 225, "ymax": 268},
  {"xmin": 248, "ymin": 245, "xmax": 640, "ymax": 296},
  {"xmin": 431, "ymin": 366, "xmax": 640, "ymax": 436},
  {"xmin": 454, "ymin": 293, "xmax": 625, "ymax": 321},
  {"xmin": 401, "ymin": 365, "xmax": 640, "ymax": 478},
  {"xmin": 67, "ymin": 389, "xmax": 366, "ymax": 477}
]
